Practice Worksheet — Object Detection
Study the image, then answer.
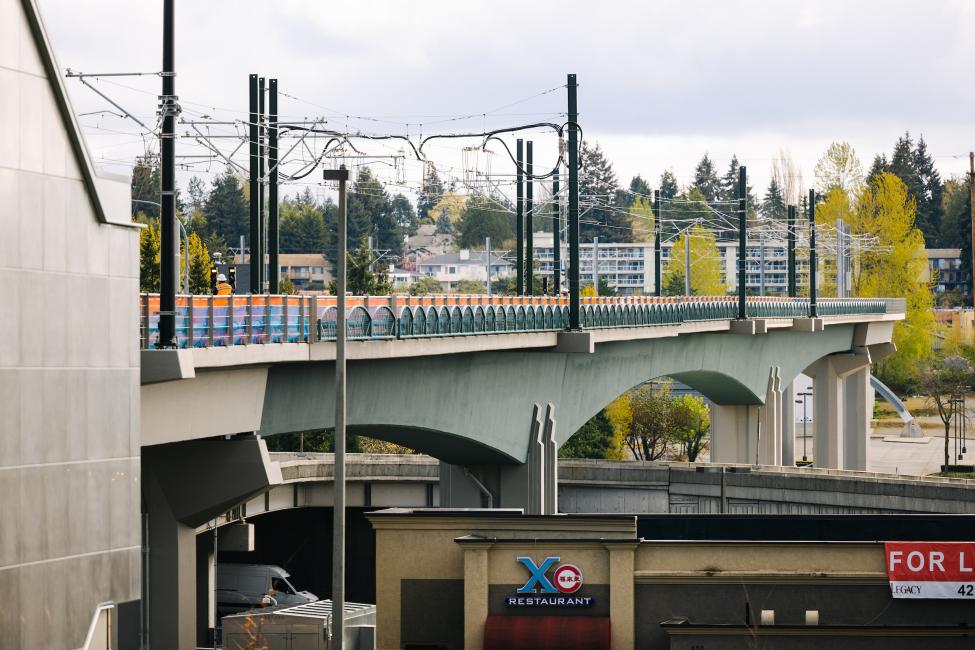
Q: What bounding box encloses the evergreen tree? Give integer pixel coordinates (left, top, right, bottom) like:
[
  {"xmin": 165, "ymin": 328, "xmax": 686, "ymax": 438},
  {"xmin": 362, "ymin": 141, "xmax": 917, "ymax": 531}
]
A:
[
  {"xmin": 328, "ymin": 168, "xmax": 403, "ymax": 266},
  {"xmin": 914, "ymin": 136, "xmax": 944, "ymax": 245},
  {"xmin": 717, "ymin": 154, "xmax": 758, "ymax": 218},
  {"xmin": 391, "ymin": 193, "xmax": 418, "ymax": 236},
  {"xmin": 719, "ymin": 155, "xmax": 741, "ymax": 202},
  {"xmin": 867, "ymin": 154, "xmax": 890, "ymax": 183},
  {"xmin": 619, "ymin": 175, "xmax": 651, "ymax": 209},
  {"xmin": 457, "ymin": 194, "xmax": 515, "ymax": 248},
  {"xmin": 579, "ymin": 141, "xmax": 630, "ymax": 242},
  {"xmin": 761, "ymin": 177, "xmax": 786, "ymax": 221},
  {"xmin": 417, "ymin": 164, "xmax": 445, "ymax": 221},
  {"xmin": 659, "ymin": 169, "xmax": 679, "ymax": 200},
  {"xmin": 692, "ymin": 153, "xmax": 721, "ymax": 201},
  {"xmin": 203, "ymin": 168, "xmax": 249, "ymax": 248},
  {"xmin": 131, "ymin": 154, "xmax": 161, "ymax": 219},
  {"xmin": 559, "ymin": 409, "xmax": 616, "ymax": 459},
  {"xmin": 328, "ymin": 240, "xmax": 391, "ymax": 295},
  {"xmin": 186, "ymin": 176, "xmax": 208, "ymax": 213},
  {"xmin": 435, "ymin": 207, "xmax": 453, "ymax": 235},
  {"xmin": 280, "ymin": 197, "xmax": 327, "ymax": 252}
]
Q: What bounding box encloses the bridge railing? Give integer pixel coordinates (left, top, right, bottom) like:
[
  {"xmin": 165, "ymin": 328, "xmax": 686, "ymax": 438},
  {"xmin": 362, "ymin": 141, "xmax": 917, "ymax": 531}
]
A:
[{"xmin": 139, "ymin": 294, "xmax": 890, "ymax": 349}]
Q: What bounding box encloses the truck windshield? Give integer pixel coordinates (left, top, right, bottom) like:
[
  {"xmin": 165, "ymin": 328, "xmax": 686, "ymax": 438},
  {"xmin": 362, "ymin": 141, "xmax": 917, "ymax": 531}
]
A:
[{"xmin": 271, "ymin": 577, "xmax": 297, "ymax": 595}]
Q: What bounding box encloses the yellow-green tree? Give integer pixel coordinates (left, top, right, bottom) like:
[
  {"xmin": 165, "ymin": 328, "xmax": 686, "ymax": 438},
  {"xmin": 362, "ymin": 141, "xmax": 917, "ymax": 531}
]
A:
[
  {"xmin": 629, "ymin": 196, "xmax": 654, "ymax": 243},
  {"xmin": 820, "ymin": 173, "xmax": 934, "ymax": 389},
  {"xmin": 186, "ymin": 232, "xmax": 211, "ymax": 294},
  {"xmin": 851, "ymin": 173, "xmax": 935, "ymax": 385},
  {"xmin": 138, "ymin": 217, "xmax": 160, "ymax": 292},
  {"xmin": 662, "ymin": 225, "xmax": 726, "ymax": 295}
]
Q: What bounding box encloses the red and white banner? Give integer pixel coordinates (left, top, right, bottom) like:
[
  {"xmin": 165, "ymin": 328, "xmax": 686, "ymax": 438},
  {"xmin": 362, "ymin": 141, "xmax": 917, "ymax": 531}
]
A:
[{"xmin": 885, "ymin": 542, "xmax": 975, "ymax": 599}]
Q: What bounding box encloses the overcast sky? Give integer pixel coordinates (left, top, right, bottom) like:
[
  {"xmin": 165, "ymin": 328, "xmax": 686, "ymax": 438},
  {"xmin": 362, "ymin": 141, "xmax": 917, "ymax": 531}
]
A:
[{"xmin": 39, "ymin": 0, "xmax": 975, "ymax": 204}]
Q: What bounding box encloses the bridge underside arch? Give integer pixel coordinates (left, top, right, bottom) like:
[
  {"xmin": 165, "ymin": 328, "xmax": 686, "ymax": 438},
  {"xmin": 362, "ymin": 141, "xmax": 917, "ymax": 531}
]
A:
[{"xmin": 259, "ymin": 324, "xmax": 861, "ymax": 465}]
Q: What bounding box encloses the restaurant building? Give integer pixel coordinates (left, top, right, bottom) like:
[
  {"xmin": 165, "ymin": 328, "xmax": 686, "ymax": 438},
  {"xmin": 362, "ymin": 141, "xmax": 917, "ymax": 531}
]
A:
[{"xmin": 368, "ymin": 510, "xmax": 975, "ymax": 649}]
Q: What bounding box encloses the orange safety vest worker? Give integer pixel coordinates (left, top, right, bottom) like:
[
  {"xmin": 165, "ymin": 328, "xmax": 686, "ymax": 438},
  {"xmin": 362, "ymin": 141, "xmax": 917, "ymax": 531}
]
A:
[{"xmin": 215, "ymin": 273, "xmax": 233, "ymax": 296}]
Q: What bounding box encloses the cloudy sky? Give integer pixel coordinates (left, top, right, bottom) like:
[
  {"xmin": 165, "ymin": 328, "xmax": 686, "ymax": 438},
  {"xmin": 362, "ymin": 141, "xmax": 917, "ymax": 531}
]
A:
[{"xmin": 39, "ymin": 0, "xmax": 975, "ymax": 203}]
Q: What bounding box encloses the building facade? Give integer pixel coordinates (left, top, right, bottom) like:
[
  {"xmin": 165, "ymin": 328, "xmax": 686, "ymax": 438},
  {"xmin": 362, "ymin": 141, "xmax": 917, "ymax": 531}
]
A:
[
  {"xmin": 925, "ymin": 248, "xmax": 970, "ymax": 296},
  {"xmin": 418, "ymin": 249, "xmax": 514, "ymax": 291},
  {"xmin": 1, "ymin": 0, "xmax": 141, "ymax": 646},
  {"xmin": 369, "ymin": 510, "xmax": 975, "ymax": 650},
  {"xmin": 532, "ymin": 233, "xmax": 809, "ymax": 296}
]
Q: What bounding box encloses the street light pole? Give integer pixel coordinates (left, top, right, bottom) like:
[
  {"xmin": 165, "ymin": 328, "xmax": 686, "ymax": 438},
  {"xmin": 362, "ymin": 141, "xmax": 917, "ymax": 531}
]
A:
[
  {"xmin": 323, "ymin": 165, "xmax": 350, "ymax": 650},
  {"xmin": 797, "ymin": 390, "xmax": 813, "ymax": 462}
]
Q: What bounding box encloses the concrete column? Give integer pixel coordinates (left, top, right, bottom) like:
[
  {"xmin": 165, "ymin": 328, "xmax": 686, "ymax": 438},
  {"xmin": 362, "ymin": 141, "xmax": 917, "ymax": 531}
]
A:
[
  {"xmin": 607, "ymin": 544, "xmax": 637, "ymax": 649},
  {"xmin": 844, "ymin": 366, "xmax": 871, "ymax": 471},
  {"xmin": 463, "ymin": 546, "xmax": 490, "ymax": 650},
  {"xmin": 757, "ymin": 367, "xmax": 781, "ymax": 465},
  {"xmin": 710, "ymin": 404, "xmax": 753, "ymax": 463},
  {"xmin": 142, "ymin": 436, "xmax": 281, "ymax": 650},
  {"xmin": 810, "ymin": 358, "xmax": 844, "ymax": 469},
  {"xmin": 781, "ymin": 381, "xmax": 795, "ymax": 466},
  {"xmin": 144, "ymin": 464, "xmax": 197, "ymax": 650}
]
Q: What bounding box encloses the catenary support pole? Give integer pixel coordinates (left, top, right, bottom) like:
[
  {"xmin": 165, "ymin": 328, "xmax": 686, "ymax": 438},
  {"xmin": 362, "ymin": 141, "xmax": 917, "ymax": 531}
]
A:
[
  {"xmin": 268, "ymin": 79, "xmax": 279, "ymax": 293},
  {"xmin": 809, "ymin": 189, "xmax": 818, "ymax": 318},
  {"xmin": 567, "ymin": 74, "xmax": 580, "ymax": 328},
  {"xmin": 836, "ymin": 218, "xmax": 845, "ymax": 298},
  {"xmin": 516, "ymin": 139, "xmax": 524, "ymax": 295},
  {"xmin": 526, "ymin": 141, "xmax": 534, "ymax": 294},
  {"xmin": 159, "ymin": 0, "xmax": 177, "ymax": 346},
  {"xmin": 485, "ymin": 236, "xmax": 492, "ymax": 295},
  {"xmin": 248, "ymin": 74, "xmax": 260, "ymax": 294},
  {"xmin": 323, "ymin": 165, "xmax": 350, "ymax": 650},
  {"xmin": 759, "ymin": 232, "xmax": 765, "ymax": 296},
  {"xmin": 969, "ymin": 152, "xmax": 974, "ymax": 314},
  {"xmin": 654, "ymin": 190, "xmax": 661, "ymax": 297},
  {"xmin": 684, "ymin": 229, "xmax": 691, "ymax": 295},
  {"xmin": 593, "ymin": 236, "xmax": 600, "ymax": 295},
  {"xmin": 553, "ymin": 173, "xmax": 561, "ymax": 294},
  {"xmin": 737, "ymin": 166, "xmax": 747, "ymax": 319},
  {"xmin": 787, "ymin": 204, "xmax": 796, "ymax": 297},
  {"xmin": 258, "ymin": 77, "xmax": 266, "ymax": 292}
]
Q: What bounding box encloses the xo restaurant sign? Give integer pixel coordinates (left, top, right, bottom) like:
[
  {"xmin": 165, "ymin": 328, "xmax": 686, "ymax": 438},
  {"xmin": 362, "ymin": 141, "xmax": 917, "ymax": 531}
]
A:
[{"xmin": 505, "ymin": 556, "xmax": 592, "ymax": 607}]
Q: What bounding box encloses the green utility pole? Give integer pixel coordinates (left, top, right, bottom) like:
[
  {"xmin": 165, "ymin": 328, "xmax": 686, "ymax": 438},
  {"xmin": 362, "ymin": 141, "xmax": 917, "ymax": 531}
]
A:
[
  {"xmin": 248, "ymin": 74, "xmax": 260, "ymax": 294},
  {"xmin": 567, "ymin": 74, "xmax": 580, "ymax": 328},
  {"xmin": 526, "ymin": 141, "xmax": 534, "ymax": 294},
  {"xmin": 158, "ymin": 0, "xmax": 177, "ymax": 347},
  {"xmin": 258, "ymin": 77, "xmax": 267, "ymax": 291},
  {"xmin": 553, "ymin": 172, "xmax": 561, "ymax": 294},
  {"xmin": 654, "ymin": 190, "xmax": 661, "ymax": 297},
  {"xmin": 268, "ymin": 79, "xmax": 279, "ymax": 293},
  {"xmin": 516, "ymin": 139, "xmax": 524, "ymax": 295},
  {"xmin": 737, "ymin": 166, "xmax": 747, "ymax": 319},
  {"xmin": 809, "ymin": 189, "xmax": 818, "ymax": 317},
  {"xmin": 787, "ymin": 204, "xmax": 796, "ymax": 297}
]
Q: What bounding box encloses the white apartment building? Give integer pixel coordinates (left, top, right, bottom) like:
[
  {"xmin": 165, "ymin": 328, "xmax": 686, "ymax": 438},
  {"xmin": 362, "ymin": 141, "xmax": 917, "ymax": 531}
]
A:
[
  {"xmin": 417, "ymin": 249, "xmax": 514, "ymax": 291},
  {"xmin": 532, "ymin": 232, "xmax": 809, "ymax": 295}
]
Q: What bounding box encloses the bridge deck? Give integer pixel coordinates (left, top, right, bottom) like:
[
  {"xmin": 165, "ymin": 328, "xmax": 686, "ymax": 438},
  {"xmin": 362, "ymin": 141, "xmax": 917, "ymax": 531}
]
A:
[{"xmin": 141, "ymin": 293, "xmax": 897, "ymax": 350}]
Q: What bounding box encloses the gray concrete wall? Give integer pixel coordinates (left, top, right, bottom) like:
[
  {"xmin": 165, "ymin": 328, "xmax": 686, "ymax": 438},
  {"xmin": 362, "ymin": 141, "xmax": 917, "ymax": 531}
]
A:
[
  {"xmin": 559, "ymin": 460, "xmax": 975, "ymax": 514},
  {"xmin": 0, "ymin": 0, "xmax": 141, "ymax": 646},
  {"xmin": 256, "ymin": 455, "xmax": 975, "ymax": 516}
]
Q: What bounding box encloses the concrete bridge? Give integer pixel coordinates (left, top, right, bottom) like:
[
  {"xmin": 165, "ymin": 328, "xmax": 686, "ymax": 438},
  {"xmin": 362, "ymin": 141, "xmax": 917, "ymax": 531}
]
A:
[{"xmin": 142, "ymin": 294, "xmax": 902, "ymax": 473}]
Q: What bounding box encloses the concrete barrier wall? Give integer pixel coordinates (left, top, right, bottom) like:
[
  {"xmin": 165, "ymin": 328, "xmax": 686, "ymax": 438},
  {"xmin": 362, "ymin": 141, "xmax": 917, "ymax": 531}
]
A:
[
  {"xmin": 266, "ymin": 454, "xmax": 975, "ymax": 516},
  {"xmin": 558, "ymin": 460, "xmax": 975, "ymax": 514}
]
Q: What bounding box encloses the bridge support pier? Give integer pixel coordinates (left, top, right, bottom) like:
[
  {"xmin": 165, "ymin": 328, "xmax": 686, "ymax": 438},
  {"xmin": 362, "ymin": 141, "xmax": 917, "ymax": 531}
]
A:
[
  {"xmin": 142, "ymin": 436, "xmax": 281, "ymax": 650},
  {"xmin": 440, "ymin": 404, "xmax": 559, "ymax": 513},
  {"xmin": 781, "ymin": 381, "xmax": 796, "ymax": 466},
  {"xmin": 844, "ymin": 366, "xmax": 872, "ymax": 471},
  {"xmin": 806, "ymin": 353, "xmax": 872, "ymax": 469},
  {"xmin": 710, "ymin": 368, "xmax": 782, "ymax": 465}
]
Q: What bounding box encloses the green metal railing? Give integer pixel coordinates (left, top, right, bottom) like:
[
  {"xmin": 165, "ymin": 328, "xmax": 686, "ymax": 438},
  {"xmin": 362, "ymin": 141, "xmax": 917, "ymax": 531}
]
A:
[{"xmin": 140, "ymin": 294, "xmax": 890, "ymax": 349}]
